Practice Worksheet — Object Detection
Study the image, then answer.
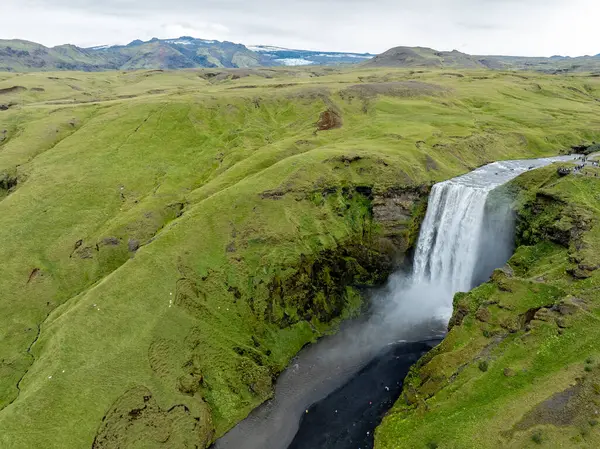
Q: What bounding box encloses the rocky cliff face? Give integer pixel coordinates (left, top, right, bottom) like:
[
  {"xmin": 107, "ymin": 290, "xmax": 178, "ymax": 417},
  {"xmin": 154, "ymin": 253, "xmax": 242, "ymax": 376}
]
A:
[{"xmin": 372, "ymin": 185, "xmax": 430, "ymax": 264}]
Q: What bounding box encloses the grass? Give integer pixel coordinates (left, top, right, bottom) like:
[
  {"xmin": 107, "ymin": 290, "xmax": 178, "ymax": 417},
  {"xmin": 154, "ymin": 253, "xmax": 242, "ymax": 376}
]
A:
[
  {"xmin": 375, "ymin": 165, "xmax": 600, "ymax": 448},
  {"xmin": 0, "ymin": 67, "xmax": 600, "ymax": 448}
]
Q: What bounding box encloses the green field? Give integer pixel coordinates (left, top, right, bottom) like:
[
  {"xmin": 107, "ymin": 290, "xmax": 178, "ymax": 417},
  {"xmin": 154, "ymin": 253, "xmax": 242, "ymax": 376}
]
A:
[{"xmin": 1, "ymin": 67, "xmax": 600, "ymax": 448}]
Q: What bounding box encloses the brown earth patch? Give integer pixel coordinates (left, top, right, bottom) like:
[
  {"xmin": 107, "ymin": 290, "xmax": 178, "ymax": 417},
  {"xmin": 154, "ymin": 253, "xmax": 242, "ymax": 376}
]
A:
[
  {"xmin": 287, "ymin": 86, "xmax": 330, "ymax": 101},
  {"xmin": 260, "ymin": 189, "xmax": 288, "ymax": 200},
  {"xmin": 76, "ymin": 247, "xmax": 94, "ymax": 259},
  {"xmin": 316, "ymin": 109, "xmax": 342, "ymax": 131},
  {"xmin": 26, "ymin": 268, "xmax": 41, "ymax": 284},
  {"xmin": 228, "ymin": 85, "xmax": 259, "ymax": 89}
]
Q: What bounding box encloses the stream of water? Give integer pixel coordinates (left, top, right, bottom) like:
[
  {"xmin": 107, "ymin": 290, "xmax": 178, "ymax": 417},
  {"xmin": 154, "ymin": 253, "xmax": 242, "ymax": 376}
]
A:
[{"xmin": 213, "ymin": 155, "xmax": 577, "ymax": 449}]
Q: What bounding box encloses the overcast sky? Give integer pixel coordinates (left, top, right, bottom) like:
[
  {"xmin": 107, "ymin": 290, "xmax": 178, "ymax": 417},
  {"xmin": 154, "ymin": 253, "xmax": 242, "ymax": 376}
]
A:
[{"xmin": 4, "ymin": 0, "xmax": 599, "ymax": 56}]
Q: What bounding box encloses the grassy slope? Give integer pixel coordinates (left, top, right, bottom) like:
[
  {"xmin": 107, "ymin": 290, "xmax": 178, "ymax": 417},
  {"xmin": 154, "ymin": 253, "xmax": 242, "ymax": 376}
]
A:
[
  {"xmin": 0, "ymin": 68, "xmax": 599, "ymax": 448},
  {"xmin": 376, "ymin": 165, "xmax": 600, "ymax": 448}
]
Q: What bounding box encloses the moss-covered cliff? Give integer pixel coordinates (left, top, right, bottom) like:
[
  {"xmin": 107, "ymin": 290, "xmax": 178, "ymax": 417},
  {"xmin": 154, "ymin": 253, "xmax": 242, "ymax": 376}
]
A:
[{"xmin": 376, "ymin": 163, "xmax": 600, "ymax": 448}]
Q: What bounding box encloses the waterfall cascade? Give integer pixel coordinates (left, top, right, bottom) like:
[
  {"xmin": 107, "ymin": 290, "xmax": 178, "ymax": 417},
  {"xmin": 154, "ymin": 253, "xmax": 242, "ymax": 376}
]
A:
[
  {"xmin": 413, "ymin": 182, "xmax": 492, "ymax": 293},
  {"xmin": 410, "ymin": 156, "xmax": 575, "ymax": 313}
]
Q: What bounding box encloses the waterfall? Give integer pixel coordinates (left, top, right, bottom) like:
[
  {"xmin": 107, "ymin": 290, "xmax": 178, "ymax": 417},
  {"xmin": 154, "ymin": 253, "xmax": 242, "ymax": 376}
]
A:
[
  {"xmin": 413, "ymin": 182, "xmax": 491, "ymax": 293},
  {"xmin": 410, "ymin": 155, "xmax": 576, "ymax": 317}
]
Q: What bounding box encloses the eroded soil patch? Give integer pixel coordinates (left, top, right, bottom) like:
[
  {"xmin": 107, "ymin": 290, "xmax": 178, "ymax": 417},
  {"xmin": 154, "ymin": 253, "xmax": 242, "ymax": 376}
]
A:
[
  {"xmin": 316, "ymin": 109, "xmax": 342, "ymax": 131},
  {"xmin": 92, "ymin": 386, "xmax": 214, "ymax": 449}
]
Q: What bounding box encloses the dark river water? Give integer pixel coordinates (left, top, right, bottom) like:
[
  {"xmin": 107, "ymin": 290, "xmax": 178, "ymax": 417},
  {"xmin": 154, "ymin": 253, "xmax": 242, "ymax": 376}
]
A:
[
  {"xmin": 288, "ymin": 340, "xmax": 440, "ymax": 449},
  {"xmin": 213, "ymin": 155, "xmax": 577, "ymax": 449}
]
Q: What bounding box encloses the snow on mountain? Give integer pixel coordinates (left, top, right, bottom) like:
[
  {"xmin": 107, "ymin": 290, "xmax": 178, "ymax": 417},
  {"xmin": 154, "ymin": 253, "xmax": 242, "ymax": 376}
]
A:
[
  {"xmin": 167, "ymin": 40, "xmax": 193, "ymax": 45},
  {"xmin": 315, "ymin": 53, "xmax": 372, "ymax": 59},
  {"xmin": 165, "ymin": 38, "xmax": 217, "ymax": 45},
  {"xmin": 275, "ymin": 58, "xmax": 314, "ymax": 66},
  {"xmin": 248, "ymin": 45, "xmax": 292, "ymax": 52},
  {"xmin": 84, "ymin": 38, "xmax": 374, "ymax": 68}
]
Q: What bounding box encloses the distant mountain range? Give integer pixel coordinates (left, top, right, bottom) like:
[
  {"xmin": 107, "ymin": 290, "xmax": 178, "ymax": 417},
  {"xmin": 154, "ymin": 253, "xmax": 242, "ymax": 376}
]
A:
[
  {"xmin": 365, "ymin": 46, "xmax": 600, "ymax": 73},
  {"xmin": 0, "ymin": 36, "xmax": 374, "ymax": 72},
  {"xmin": 0, "ymin": 36, "xmax": 598, "ymax": 73}
]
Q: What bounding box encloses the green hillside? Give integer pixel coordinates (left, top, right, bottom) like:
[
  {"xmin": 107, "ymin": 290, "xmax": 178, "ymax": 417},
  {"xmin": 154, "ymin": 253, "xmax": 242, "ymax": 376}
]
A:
[
  {"xmin": 364, "ymin": 47, "xmax": 487, "ymax": 69},
  {"xmin": 1, "ymin": 67, "xmax": 600, "ymax": 448}
]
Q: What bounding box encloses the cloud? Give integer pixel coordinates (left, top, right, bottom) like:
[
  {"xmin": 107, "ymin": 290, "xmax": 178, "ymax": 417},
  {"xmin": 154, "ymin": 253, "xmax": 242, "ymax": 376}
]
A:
[
  {"xmin": 456, "ymin": 22, "xmax": 507, "ymax": 31},
  {"xmin": 4, "ymin": 0, "xmax": 600, "ymax": 56}
]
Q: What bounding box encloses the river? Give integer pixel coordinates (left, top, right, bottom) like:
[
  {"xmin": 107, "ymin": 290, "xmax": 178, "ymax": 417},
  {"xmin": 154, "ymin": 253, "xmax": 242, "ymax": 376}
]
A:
[{"xmin": 213, "ymin": 155, "xmax": 577, "ymax": 449}]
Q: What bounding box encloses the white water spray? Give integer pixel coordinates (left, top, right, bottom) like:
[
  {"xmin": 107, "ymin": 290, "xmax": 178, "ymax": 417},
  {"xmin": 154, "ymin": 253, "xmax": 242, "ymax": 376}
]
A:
[
  {"xmin": 406, "ymin": 156, "xmax": 575, "ymax": 322},
  {"xmin": 413, "ymin": 182, "xmax": 490, "ymax": 292}
]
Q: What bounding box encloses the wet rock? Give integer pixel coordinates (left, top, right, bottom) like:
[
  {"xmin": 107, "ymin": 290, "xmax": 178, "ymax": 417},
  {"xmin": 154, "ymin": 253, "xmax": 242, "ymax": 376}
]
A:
[
  {"xmin": 567, "ymin": 267, "xmax": 593, "ymax": 279},
  {"xmin": 371, "ymin": 185, "xmax": 429, "ymax": 258},
  {"xmin": 558, "ymin": 303, "xmax": 577, "ymax": 316},
  {"xmin": 498, "ymin": 264, "xmax": 514, "ymax": 277},
  {"xmin": 448, "ymin": 296, "xmax": 469, "ymax": 330}
]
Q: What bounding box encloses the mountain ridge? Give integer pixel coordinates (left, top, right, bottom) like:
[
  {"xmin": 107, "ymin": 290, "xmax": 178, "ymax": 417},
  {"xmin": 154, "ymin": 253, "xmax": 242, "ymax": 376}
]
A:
[
  {"xmin": 0, "ymin": 37, "xmax": 598, "ymax": 73},
  {"xmin": 0, "ymin": 36, "xmax": 375, "ymax": 72},
  {"xmin": 363, "ymin": 45, "xmax": 600, "ymax": 73}
]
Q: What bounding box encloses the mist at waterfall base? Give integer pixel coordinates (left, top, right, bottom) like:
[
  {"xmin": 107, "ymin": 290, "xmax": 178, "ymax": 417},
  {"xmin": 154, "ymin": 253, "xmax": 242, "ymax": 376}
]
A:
[{"xmin": 213, "ymin": 156, "xmax": 576, "ymax": 449}]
